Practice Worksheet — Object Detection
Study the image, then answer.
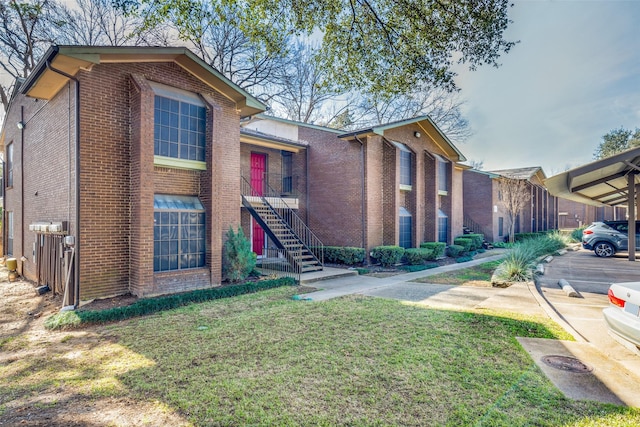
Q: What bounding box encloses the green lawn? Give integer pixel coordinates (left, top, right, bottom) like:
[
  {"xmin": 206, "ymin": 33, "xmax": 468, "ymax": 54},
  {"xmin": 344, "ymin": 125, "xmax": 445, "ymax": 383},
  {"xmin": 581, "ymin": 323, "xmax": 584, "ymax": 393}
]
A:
[
  {"xmin": 3, "ymin": 286, "xmax": 639, "ymax": 426},
  {"xmin": 414, "ymin": 260, "xmax": 502, "ymax": 286}
]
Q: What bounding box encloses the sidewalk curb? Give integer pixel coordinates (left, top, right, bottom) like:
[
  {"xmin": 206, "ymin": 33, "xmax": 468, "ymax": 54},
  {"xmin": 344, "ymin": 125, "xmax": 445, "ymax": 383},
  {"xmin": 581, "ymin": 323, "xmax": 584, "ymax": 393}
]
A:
[{"xmin": 531, "ymin": 277, "xmax": 587, "ymax": 342}]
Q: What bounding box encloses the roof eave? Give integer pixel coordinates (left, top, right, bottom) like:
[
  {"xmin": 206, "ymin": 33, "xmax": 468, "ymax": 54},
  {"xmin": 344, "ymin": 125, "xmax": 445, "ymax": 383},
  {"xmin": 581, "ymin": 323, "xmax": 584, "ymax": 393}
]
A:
[{"xmin": 19, "ymin": 45, "xmax": 266, "ymax": 117}]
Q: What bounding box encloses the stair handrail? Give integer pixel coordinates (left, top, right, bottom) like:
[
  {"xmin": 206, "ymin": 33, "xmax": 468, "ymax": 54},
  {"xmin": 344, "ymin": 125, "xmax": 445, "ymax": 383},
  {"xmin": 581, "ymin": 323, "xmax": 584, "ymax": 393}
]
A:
[
  {"xmin": 241, "ymin": 176, "xmax": 324, "ymax": 265},
  {"xmin": 463, "ymin": 214, "xmax": 492, "ymax": 240}
]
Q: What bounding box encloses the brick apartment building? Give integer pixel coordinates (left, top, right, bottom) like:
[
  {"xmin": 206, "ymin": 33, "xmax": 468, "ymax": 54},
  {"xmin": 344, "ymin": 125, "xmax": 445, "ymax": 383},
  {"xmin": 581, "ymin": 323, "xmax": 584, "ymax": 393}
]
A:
[
  {"xmin": 557, "ymin": 198, "xmax": 626, "ymax": 229},
  {"xmin": 0, "ymin": 45, "xmax": 265, "ymax": 304},
  {"xmin": 243, "ymin": 115, "xmax": 468, "ymax": 253},
  {"xmin": 463, "ymin": 167, "xmax": 558, "ymax": 242}
]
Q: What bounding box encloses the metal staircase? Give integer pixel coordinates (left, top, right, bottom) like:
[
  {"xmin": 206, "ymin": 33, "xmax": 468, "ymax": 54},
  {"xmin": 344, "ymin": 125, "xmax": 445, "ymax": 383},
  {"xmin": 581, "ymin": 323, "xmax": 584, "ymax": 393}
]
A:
[{"xmin": 241, "ymin": 177, "xmax": 323, "ymax": 274}]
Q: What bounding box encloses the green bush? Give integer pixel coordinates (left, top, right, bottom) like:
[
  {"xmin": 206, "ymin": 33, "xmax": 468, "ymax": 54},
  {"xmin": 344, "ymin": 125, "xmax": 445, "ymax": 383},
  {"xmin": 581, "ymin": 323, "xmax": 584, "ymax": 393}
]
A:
[
  {"xmin": 455, "ymin": 255, "xmax": 473, "ymax": 263},
  {"xmin": 493, "ymin": 241, "xmax": 514, "ymax": 249},
  {"xmin": 463, "ymin": 233, "xmax": 484, "ymax": 250},
  {"xmin": 323, "ymin": 246, "xmax": 366, "ymax": 265},
  {"xmin": 223, "ymin": 226, "xmax": 256, "ymax": 282},
  {"xmin": 453, "ymin": 237, "xmax": 473, "ymax": 252},
  {"xmin": 44, "ymin": 277, "xmax": 296, "ymax": 330},
  {"xmin": 404, "ymin": 248, "xmax": 433, "ymax": 265},
  {"xmin": 494, "ymin": 231, "xmax": 570, "ymax": 282},
  {"xmin": 400, "ymin": 264, "xmax": 439, "ymax": 272},
  {"xmin": 571, "ymin": 227, "xmax": 586, "ymax": 242},
  {"xmin": 356, "ymin": 268, "xmax": 370, "ymax": 275},
  {"xmin": 371, "ymin": 246, "xmax": 405, "ymax": 267},
  {"xmin": 446, "ymin": 244, "xmax": 465, "ymax": 258},
  {"xmin": 419, "ymin": 242, "xmax": 446, "ymax": 259}
]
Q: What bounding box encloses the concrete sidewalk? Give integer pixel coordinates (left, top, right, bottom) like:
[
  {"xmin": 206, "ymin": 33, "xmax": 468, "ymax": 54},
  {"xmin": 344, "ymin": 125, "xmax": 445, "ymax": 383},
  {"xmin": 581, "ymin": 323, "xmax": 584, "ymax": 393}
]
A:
[
  {"xmin": 297, "ymin": 249, "xmax": 640, "ymax": 407},
  {"xmin": 299, "ymin": 252, "xmax": 507, "ymax": 302}
]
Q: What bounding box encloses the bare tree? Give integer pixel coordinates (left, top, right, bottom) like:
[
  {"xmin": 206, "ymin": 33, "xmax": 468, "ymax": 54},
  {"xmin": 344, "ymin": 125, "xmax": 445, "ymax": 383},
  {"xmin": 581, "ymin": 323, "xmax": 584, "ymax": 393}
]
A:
[
  {"xmin": 153, "ymin": 2, "xmax": 289, "ymax": 102},
  {"xmin": 497, "ymin": 177, "xmax": 531, "ymax": 243},
  {"xmin": 47, "ymin": 0, "xmax": 169, "ymax": 46},
  {"xmin": 349, "ymin": 86, "xmax": 472, "ymax": 143},
  {"xmin": 269, "ymin": 42, "xmax": 345, "ymax": 123},
  {"xmin": 467, "ymin": 160, "xmax": 484, "ymax": 170},
  {"xmin": 0, "ymin": 0, "xmax": 52, "ymax": 112}
]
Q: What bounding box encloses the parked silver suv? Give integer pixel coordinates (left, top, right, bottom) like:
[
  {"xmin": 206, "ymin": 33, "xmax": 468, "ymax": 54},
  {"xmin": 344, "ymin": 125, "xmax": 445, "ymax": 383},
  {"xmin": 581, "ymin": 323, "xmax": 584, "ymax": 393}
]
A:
[{"xmin": 582, "ymin": 221, "xmax": 640, "ymax": 257}]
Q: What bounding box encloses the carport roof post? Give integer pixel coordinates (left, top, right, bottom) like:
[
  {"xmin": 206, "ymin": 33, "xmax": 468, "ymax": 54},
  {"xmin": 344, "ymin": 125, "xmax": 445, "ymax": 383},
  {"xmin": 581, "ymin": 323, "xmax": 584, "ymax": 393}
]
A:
[{"xmin": 629, "ymin": 173, "xmax": 636, "ymax": 261}]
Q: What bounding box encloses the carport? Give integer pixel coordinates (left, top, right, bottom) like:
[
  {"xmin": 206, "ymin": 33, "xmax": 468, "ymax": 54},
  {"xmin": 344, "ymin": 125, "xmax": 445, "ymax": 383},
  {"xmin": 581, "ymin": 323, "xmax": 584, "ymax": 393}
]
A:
[{"xmin": 545, "ymin": 146, "xmax": 640, "ymax": 261}]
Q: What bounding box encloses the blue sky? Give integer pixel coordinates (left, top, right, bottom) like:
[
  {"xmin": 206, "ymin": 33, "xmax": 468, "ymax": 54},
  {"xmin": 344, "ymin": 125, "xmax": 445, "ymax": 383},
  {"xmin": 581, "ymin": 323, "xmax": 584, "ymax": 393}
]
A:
[{"xmin": 454, "ymin": 0, "xmax": 640, "ymax": 176}]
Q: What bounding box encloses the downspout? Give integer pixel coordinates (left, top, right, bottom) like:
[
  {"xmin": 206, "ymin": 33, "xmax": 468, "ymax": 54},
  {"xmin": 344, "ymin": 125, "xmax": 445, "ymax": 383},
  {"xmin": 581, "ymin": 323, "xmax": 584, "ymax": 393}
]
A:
[
  {"xmin": 46, "ymin": 61, "xmax": 80, "ymax": 308},
  {"xmin": 1, "ymin": 159, "xmax": 5, "ymax": 258},
  {"xmin": 354, "ymin": 135, "xmax": 366, "ymax": 250},
  {"xmin": 305, "ymin": 147, "xmax": 309, "ymax": 224},
  {"xmin": 20, "ymin": 106, "xmax": 24, "ymax": 269}
]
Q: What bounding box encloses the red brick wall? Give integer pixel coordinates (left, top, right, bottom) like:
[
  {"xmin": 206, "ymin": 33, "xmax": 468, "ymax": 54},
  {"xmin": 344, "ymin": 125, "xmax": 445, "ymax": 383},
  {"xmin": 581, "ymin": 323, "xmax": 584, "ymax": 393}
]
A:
[
  {"xmin": 462, "ymin": 170, "xmax": 495, "ymax": 241},
  {"xmin": 302, "ymin": 127, "xmax": 364, "ymax": 248},
  {"xmin": 3, "ymin": 89, "xmax": 76, "ymax": 279},
  {"xmin": 5, "ymin": 60, "xmax": 243, "ymax": 301},
  {"xmin": 382, "ymin": 141, "xmax": 397, "ymax": 245}
]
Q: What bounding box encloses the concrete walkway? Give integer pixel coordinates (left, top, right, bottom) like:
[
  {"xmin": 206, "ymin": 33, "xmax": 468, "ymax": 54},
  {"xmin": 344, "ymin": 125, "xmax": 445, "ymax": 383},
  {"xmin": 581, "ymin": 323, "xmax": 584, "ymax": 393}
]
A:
[{"xmin": 299, "ymin": 252, "xmax": 507, "ymax": 302}]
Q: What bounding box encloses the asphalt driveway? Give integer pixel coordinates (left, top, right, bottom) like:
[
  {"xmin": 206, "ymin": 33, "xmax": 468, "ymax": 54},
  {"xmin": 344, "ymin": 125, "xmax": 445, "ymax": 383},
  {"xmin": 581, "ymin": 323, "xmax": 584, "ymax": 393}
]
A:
[{"xmin": 535, "ymin": 248, "xmax": 640, "ymax": 369}]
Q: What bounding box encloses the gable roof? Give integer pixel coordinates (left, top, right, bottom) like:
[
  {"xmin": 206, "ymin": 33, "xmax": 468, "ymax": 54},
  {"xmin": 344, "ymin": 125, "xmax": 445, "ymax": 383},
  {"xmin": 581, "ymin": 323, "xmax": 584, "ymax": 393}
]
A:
[
  {"xmin": 337, "ymin": 115, "xmax": 466, "ymax": 162},
  {"xmin": 19, "ymin": 45, "xmax": 265, "ymax": 117},
  {"xmin": 490, "ymin": 166, "xmax": 546, "ymax": 181}
]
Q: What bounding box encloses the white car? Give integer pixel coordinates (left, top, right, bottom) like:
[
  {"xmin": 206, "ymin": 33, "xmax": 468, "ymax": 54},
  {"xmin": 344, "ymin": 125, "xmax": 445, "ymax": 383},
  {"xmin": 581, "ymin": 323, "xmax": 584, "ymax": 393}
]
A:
[{"xmin": 603, "ymin": 282, "xmax": 640, "ymax": 349}]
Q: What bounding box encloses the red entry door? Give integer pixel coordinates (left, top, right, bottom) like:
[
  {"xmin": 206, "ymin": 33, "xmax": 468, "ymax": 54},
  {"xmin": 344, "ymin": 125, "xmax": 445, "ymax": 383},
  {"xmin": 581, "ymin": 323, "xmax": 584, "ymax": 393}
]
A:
[{"xmin": 250, "ymin": 153, "xmax": 266, "ymax": 255}]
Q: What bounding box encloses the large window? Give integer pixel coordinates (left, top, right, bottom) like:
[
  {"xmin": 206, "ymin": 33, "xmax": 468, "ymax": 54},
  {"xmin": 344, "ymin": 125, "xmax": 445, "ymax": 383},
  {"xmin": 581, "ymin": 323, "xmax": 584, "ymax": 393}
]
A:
[
  {"xmin": 436, "ymin": 155, "xmax": 448, "ymax": 193},
  {"xmin": 438, "ymin": 209, "xmax": 448, "ymax": 243},
  {"xmin": 154, "ymin": 195, "xmax": 206, "ymax": 272},
  {"xmin": 399, "ymin": 207, "xmax": 412, "ymax": 249},
  {"xmin": 400, "ymin": 150, "xmax": 412, "ymax": 187},
  {"xmin": 154, "ymin": 95, "xmax": 206, "ymax": 162},
  {"xmin": 498, "ymin": 217, "xmax": 504, "ymax": 237},
  {"xmin": 6, "ymin": 211, "xmax": 13, "ymax": 256},
  {"xmin": 6, "ymin": 143, "xmax": 13, "ymax": 188}
]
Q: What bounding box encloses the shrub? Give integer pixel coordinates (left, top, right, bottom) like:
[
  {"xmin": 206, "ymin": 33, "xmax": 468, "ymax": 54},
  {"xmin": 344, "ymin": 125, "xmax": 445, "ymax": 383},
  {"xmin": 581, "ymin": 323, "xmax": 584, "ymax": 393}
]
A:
[
  {"xmin": 493, "ymin": 231, "xmax": 570, "ymax": 282},
  {"xmin": 404, "ymin": 248, "xmax": 433, "ymax": 265},
  {"xmin": 45, "ymin": 277, "xmax": 296, "ymax": 330},
  {"xmin": 493, "ymin": 241, "xmax": 514, "ymax": 249},
  {"xmin": 371, "ymin": 246, "xmax": 405, "ymax": 267},
  {"xmin": 323, "ymin": 246, "xmax": 366, "ymax": 265},
  {"xmin": 453, "ymin": 237, "xmax": 473, "ymax": 252},
  {"xmin": 463, "ymin": 233, "xmax": 484, "ymax": 250},
  {"xmin": 400, "ymin": 264, "xmax": 439, "ymax": 272},
  {"xmin": 446, "ymin": 244, "xmax": 465, "ymax": 258},
  {"xmin": 223, "ymin": 226, "xmax": 256, "ymax": 282},
  {"xmin": 419, "ymin": 242, "xmax": 446, "ymax": 259},
  {"xmin": 356, "ymin": 268, "xmax": 370, "ymax": 275},
  {"xmin": 455, "ymin": 255, "xmax": 473, "ymax": 263},
  {"xmin": 571, "ymin": 227, "xmax": 586, "ymax": 243}
]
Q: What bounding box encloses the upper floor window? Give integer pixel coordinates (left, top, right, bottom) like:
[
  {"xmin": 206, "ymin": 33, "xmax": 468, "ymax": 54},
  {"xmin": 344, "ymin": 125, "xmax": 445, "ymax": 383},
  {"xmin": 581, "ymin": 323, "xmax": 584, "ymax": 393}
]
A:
[
  {"xmin": 154, "ymin": 95, "xmax": 206, "ymax": 162},
  {"xmin": 400, "ymin": 150, "xmax": 412, "ymax": 187},
  {"xmin": 6, "ymin": 142, "xmax": 13, "ymax": 188},
  {"xmin": 281, "ymin": 151, "xmax": 293, "ymax": 194},
  {"xmin": 436, "ymin": 154, "xmax": 449, "ymax": 194}
]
